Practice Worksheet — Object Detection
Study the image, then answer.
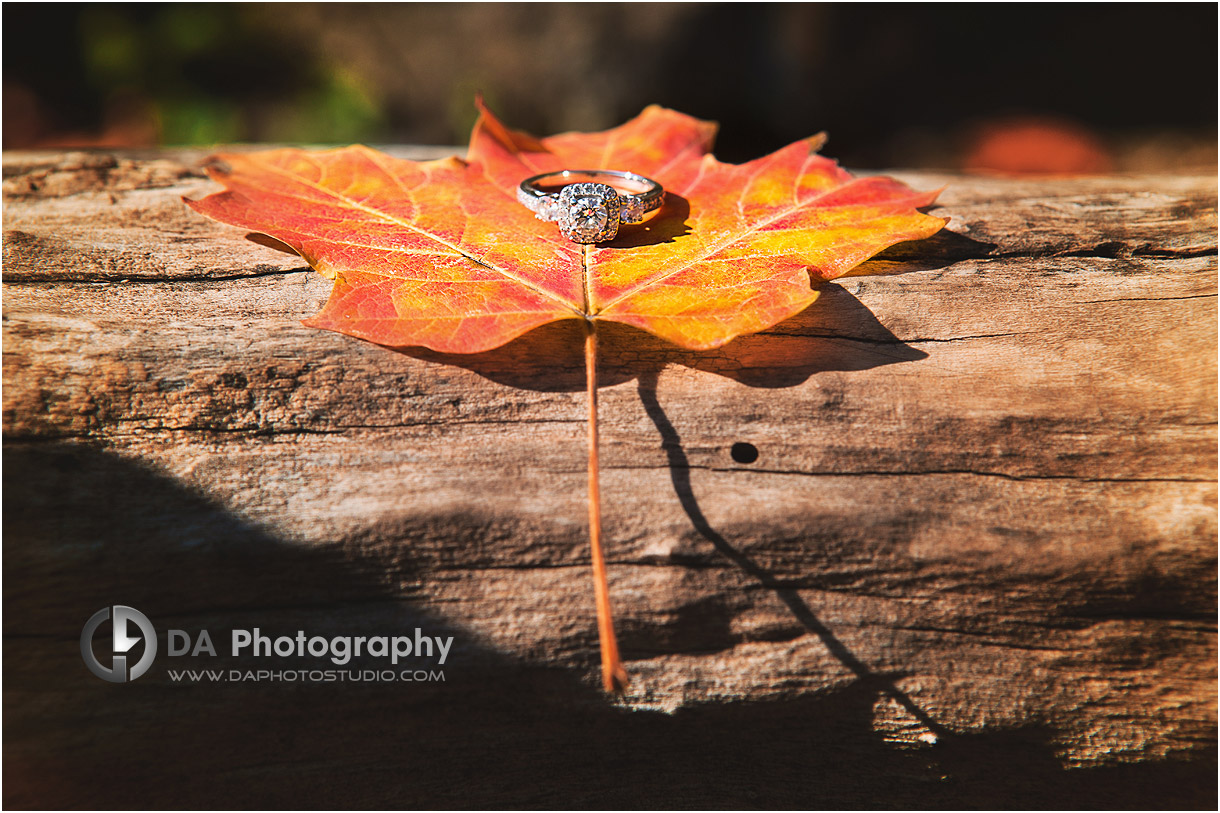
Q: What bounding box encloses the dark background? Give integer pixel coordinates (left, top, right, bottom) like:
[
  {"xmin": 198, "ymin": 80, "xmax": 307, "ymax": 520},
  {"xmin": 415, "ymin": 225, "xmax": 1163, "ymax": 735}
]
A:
[{"xmin": 4, "ymin": 2, "xmax": 1217, "ymax": 171}]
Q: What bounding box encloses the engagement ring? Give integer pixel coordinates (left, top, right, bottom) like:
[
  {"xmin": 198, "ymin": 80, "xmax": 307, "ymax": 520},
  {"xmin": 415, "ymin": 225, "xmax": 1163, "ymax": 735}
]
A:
[{"xmin": 517, "ymin": 170, "xmax": 664, "ymax": 244}]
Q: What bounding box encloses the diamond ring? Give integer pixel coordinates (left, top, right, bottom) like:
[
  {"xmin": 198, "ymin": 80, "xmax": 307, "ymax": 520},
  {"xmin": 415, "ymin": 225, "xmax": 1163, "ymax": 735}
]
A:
[{"xmin": 517, "ymin": 170, "xmax": 665, "ymax": 244}]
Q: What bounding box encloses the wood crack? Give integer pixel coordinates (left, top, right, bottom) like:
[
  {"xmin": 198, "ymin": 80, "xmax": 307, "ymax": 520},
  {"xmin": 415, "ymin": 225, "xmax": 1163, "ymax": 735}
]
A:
[
  {"xmin": 978, "ymin": 244, "xmax": 1217, "ymax": 262},
  {"xmin": 618, "ymin": 463, "xmax": 1217, "ymax": 485},
  {"xmin": 1, "ymin": 267, "xmax": 315, "ymax": 285},
  {"xmin": 3, "ymin": 416, "xmax": 588, "ymax": 441},
  {"xmin": 1079, "ymin": 293, "xmax": 1217, "ymax": 304}
]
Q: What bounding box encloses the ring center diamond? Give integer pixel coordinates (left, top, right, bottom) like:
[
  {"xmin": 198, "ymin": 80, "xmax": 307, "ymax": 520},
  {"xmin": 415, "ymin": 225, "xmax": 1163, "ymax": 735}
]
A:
[
  {"xmin": 557, "ymin": 183, "xmax": 621, "ymax": 244},
  {"xmin": 572, "ymin": 197, "xmax": 608, "ymax": 236}
]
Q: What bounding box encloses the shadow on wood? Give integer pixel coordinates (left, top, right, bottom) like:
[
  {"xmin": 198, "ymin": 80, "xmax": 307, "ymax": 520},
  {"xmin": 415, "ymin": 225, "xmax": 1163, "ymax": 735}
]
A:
[
  {"xmin": 398, "ymin": 280, "xmax": 931, "ymax": 393},
  {"xmin": 3, "ymin": 442, "xmax": 1214, "ymax": 809},
  {"xmin": 635, "ymin": 369, "xmax": 944, "ymax": 739},
  {"xmin": 845, "ymin": 223, "xmax": 998, "ymax": 275}
]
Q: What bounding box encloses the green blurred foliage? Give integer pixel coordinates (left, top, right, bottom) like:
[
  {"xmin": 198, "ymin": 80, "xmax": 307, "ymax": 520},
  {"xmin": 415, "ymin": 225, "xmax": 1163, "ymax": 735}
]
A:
[
  {"xmin": 72, "ymin": 4, "xmax": 387, "ymax": 145},
  {"xmin": 260, "ymin": 68, "xmax": 384, "ymax": 145}
]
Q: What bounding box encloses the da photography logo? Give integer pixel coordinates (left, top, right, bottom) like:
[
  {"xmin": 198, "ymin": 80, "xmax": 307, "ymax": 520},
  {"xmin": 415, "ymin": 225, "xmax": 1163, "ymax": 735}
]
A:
[
  {"xmin": 81, "ymin": 605, "xmax": 158, "ymax": 682},
  {"xmin": 80, "ymin": 608, "xmax": 453, "ymax": 685}
]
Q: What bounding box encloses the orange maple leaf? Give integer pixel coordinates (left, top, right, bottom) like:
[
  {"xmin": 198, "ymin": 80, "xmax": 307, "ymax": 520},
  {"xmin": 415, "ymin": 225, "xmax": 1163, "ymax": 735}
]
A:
[
  {"xmin": 186, "ymin": 104, "xmax": 945, "ymax": 692},
  {"xmin": 187, "ymin": 103, "xmax": 944, "ymax": 353}
]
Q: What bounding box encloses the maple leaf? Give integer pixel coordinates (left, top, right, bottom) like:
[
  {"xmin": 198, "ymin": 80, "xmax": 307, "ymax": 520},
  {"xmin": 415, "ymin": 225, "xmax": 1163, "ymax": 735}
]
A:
[
  {"xmin": 187, "ymin": 103, "xmax": 944, "ymax": 353},
  {"xmin": 186, "ymin": 104, "xmax": 945, "ymax": 692}
]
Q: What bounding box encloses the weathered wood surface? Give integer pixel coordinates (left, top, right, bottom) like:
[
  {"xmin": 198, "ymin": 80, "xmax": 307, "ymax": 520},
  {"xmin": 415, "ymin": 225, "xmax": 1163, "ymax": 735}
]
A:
[{"xmin": 3, "ymin": 148, "xmax": 1216, "ymax": 808}]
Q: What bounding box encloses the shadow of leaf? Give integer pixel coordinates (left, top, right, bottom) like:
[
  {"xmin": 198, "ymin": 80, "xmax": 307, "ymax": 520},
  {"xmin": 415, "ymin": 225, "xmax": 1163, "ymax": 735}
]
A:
[
  {"xmin": 399, "ymin": 281, "xmax": 927, "ymax": 392},
  {"xmin": 843, "ymin": 227, "xmax": 998, "ymax": 277}
]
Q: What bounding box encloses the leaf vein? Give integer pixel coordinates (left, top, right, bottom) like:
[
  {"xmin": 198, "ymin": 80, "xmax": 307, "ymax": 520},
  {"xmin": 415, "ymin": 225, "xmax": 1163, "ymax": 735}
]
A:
[
  {"xmin": 601, "ymin": 175, "xmax": 906, "ymax": 312},
  {"xmin": 244, "ymin": 159, "xmax": 584, "ymax": 318}
]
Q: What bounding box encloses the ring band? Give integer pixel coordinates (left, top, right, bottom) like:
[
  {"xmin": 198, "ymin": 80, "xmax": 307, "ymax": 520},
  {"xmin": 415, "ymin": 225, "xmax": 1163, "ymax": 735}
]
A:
[{"xmin": 517, "ymin": 169, "xmax": 664, "ymax": 244}]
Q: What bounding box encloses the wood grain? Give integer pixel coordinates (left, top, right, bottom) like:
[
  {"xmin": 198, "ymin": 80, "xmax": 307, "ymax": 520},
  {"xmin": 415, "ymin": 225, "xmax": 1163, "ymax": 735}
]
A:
[{"xmin": 3, "ymin": 148, "xmax": 1215, "ymax": 808}]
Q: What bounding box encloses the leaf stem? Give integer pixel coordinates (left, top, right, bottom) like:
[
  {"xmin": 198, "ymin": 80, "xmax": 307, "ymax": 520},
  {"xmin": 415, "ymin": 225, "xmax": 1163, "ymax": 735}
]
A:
[{"xmin": 584, "ymin": 318, "xmax": 628, "ymax": 693}]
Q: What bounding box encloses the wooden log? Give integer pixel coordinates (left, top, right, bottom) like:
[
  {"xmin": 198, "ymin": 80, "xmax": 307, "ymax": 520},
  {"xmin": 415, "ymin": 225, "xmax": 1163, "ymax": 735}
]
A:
[{"xmin": 3, "ymin": 148, "xmax": 1215, "ymax": 808}]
